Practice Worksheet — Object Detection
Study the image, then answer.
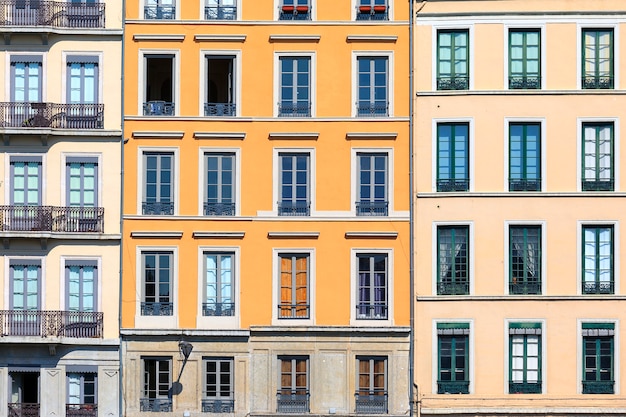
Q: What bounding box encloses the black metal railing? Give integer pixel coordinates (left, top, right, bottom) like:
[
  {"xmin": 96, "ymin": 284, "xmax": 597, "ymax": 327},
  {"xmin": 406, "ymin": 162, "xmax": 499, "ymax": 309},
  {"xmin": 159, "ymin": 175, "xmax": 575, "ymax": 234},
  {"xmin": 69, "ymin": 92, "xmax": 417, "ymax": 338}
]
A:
[
  {"xmin": 356, "ymin": 304, "xmax": 388, "ymax": 320},
  {"xmin": 202, "ymin": 399, "xmax": 234, "ymax": 413},
  {"xmin": 356, "ymin": 5, "xmax": 388, "ymax": 20},
  {"xmin": 140, "ymin": 398, "xmax": 172, "ymax": 412},
  {"xmin": 582, "ymin": 179, "xmax": 614, "ymax": 191},
  {"xmin": 8, "ymin": 403, "xmax": 40, "ymax": 417},
  {"xmin": 204, "ymin": 102, "xmax": 236, "ymax": 117},
  {"xmin": 582, "ymin": 380, "xmax": 614, "ymax": 394},
  {"xmin": 203, "ymin": 302, "xmax": 234, "ymax": 316},
  {"xmin": 509, "ymin": 76, "xmax": 541, "ymax": 89},
  {"xmin": 144, "ymin": 5, "xmax": 174, "ymax": 19},
  {"xmin": 204, "ymin": 5, "xmax": 236, "ymax": 20},
  {"xmin": 509, "ymin": 179, "xmax": 541, "ymax": 191},
  {"xmin": 0, "ymin": 0, "xmax": 105, "ymax": 28},
  {"xmin": 0, "ymin": 206, "xmax": 104, "ymax": 233},
  {"xmin": 279, "ymin": 5, "xmax": 311, "ymax": 20},
  {"xmin": 66, "ymin": 404, "xmax": 97, "ymax": 417},
  {"xmin": 0, "ymin": 102, "xmax": 104, "ymax": 129},
  {"xmin": 276, "ymin": 392, "xmax": 309, "ymax": 413},
  {"xmin": 583, "ymin": 281, "xmax": 614, "ymax": 295},
  {"xmin": 278, "ymin": 201, "xmax": 310, "ymax": 216},
  {"xmin": 437, "ymin": 179, "xmax": 469, "ymax": 192},
  {"xmin": 509, "ymin": 382, "xmax": 541, "ymax": 394},
  {"xmin": 582, "ymin": 76, "xmax": 613, "ymax": 90},
  {"xmin": 140, "ymin": 302, "xmax": 173, "ymax": 316},
  {"xmin": 355, "ymin": 393, "xmax": 388, "ymax": 414},
  {"xmin": 357, "ymin": 102, "xmax": 388, "ymax": 117},
  {"xmin": 278, "ymin": 304, "xmax": 309, "ymax": 319},
  {"xmin": 437, "ymin": 281, "xmax": 469, "ymax": 296},
  {"xmin": 437, "ymin": 380, "xmax": 469, "ymax": 394},
  {"xmin": 356, "ymin": 201, "xmax": 388, "ymax": 216},
  {"xmin": 278, "ymin": 102, "xmax": 311, "ymax": 117},
  {"xmin": 0, "ymin": 310, "xmax": 103, "ymax": 338},
  {"xmin": 204, "ymin": 202, "xmax": 235, "ymax": 216},
  {"xmin": 437, "ymin": 76, "xmax": 469, "ymax": 91},
  {"xmin": 142, "ymin": 201, "xmax": 174, "ymax": 215},
  {"xmin": 509, "ymin": 281, "xmax": 541, "ymax": 295},
  {"xmin": 143, "ymin": 101, "xmax": 174, "ymax": 116}
]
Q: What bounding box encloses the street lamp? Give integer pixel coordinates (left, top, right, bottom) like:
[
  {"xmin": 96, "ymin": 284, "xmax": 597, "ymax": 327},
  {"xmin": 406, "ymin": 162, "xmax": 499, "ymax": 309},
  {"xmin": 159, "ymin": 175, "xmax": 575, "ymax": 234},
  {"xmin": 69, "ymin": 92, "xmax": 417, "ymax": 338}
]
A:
[{"xmin": 178, "ymin": 341, "xmax": 193, "ymax": 360}]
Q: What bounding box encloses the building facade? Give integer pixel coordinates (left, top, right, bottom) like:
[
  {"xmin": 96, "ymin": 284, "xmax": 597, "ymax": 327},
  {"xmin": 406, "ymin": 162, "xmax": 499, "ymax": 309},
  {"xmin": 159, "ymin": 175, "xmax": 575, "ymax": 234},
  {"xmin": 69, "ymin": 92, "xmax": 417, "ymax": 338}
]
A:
[
  {"xmin": 415, "ymin": 0, "xmax": 626, "ymax": 416},
  {"xmin": 0, "ymin": 0, "xmax": 123, "ymax": 416},
  {"xmin": 121, "ymin": 1, "xmax": 411, "ymax": 417}
]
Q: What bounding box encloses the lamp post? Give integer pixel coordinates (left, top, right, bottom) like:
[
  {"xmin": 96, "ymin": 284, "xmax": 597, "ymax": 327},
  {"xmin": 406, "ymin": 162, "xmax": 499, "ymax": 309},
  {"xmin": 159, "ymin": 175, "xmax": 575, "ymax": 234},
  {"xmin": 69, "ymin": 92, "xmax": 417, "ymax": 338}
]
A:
[{"xmin": 179, "ymin": 341, "xmax": 193, "ymax": 360}]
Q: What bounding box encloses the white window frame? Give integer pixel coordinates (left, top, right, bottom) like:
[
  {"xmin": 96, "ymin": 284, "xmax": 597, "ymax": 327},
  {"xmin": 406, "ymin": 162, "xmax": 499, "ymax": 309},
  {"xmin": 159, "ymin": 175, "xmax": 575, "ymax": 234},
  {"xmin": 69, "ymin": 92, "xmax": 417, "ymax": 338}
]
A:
[
  {"xmin": 272, "ymin": 248, "xmax": 315, "ymax": 326},
  {"xmin": 350, "ymin": 248, "xmax": 393, "ymax": 326},
  {"xmin": 577, "ymin": 23, "xmax": 619, "ymax": 90},
  {"xmin": 140, "ymin": 0, "xmax": 178, "ymax": 20},
  {"xmin": 274, "ymin": 0, "xmax": 316, "ymax": 21},
  {"xmin": 201, "ymin": 0, "xmax": 241, "ymax": 21},
  {"xmin": 136, "ymin": 147, "xmax": 179, "ymax": 216},
  {"xmin": 59, "ymin": 256, "xmax": 102, "ymax": 312},
  {"xmin": 196, "ymin": 246, "xmax": 240, "ymax": 329},
  {"xmin": 431, "ymin": 222, "xmax": 474, "ymax": 296},
  {"xmin": 503, "ymin": 319, "xmax": 547, "ymax": 394},
  {"xmin": 197, "ymin": 147, "xmax": 241, "ymax": 216},
  {"xmin": 3, "ymin": 256, "xmax": 46, "ymax": 310},
  {"xmin": 431, "ymin": 319, "xmax": 474, "ymax": 395},
  {"xmin": 504, "ymin": 118, "xmax": 546, "ymax": 192},
  {"xmin": 274, "ymin": 52, "xmax": 316, "ymax": 118},
  {"xmin": 351, "ymin": 0, "xmax": 392, "ymax": 21},
  {"xmin": 577, "ymin": 220, "xmax": 620, "ymax": 296},
  {"xmin": 577, "ymin": 319, "xmax": 620, "ymax": 395},
  {"xmin": 138, "ymin": 49, "xmax": 181, "ymax": 116},
  {"xmin": 577, "ymin": 117, "xmax": 620, "ymax": 192},
  {"xmin": 503, "ymin": 221, "xmax": 547, "ymax": 296},
  {"xmin": 199, "ymin": 50, "xmax": 242, "ymax": 117},
  {"xmin": 350, "ymin": 147, "xmax": 394, "ymax": 216},
  {"xmin": 431, "ymin": 118, "xmax": 475, "ymax": 192},
  {"xmin": 61, "ymin": 152, "xmax": 102, "ymax": 208},
  {"xmin": 431, "ymin": 25, "xmax": 474, "ymax": 91},
  {"xmin": 352, "ymin": 51, "xmax": 394, "ymax": 118},
  {"xmin": 503, "ymin": 24, "xmax": 546, "ymax": 90},
  {"xmin": 135, "ymin": 246, "xmax": 179, "ymax": 329}
]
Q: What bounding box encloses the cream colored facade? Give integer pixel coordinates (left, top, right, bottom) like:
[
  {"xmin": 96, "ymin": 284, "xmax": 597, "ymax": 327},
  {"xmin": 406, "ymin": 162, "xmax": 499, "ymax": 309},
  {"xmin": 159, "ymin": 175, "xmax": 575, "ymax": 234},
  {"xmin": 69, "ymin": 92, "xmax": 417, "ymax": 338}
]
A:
[{"xmin": 415, "ymin": 0, "xmax": 626, "ymax": 416}]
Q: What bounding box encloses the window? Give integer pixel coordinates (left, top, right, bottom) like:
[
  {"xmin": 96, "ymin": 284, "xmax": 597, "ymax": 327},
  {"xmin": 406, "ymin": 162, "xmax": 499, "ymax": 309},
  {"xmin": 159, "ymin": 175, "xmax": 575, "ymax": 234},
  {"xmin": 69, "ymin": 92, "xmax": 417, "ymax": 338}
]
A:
[
  {"xmin": 582, "ymin": 29, "xmax": 613, "ymax": 89},
  {"xmin": 437, "ymin": 323, "xmax": 469, "ymax": 394},
  {"xmin": 279, "ymin": 0, "xmax": 310, "ymax": 21},
  {"xmin": 64, "ymin": 260, "xmax": 99, "ymax": 337},
  {"xmin": 10, "ymin": 56, "xmax": 43, "ymax": 127},
  {"xmin": 203, "ymin": 253, "xmax": 235, "ymax": 316},
  {"xmin": 356, "ymin": 254, "xmax": 388, "ymax": 320},
  {"xmin": 67, "ymin": 372, "xmax": 97, "ymax": 412},
  {"xmin": 278, "ymin": 254, "xmax": 309, "ymax": 319},
  {"xmin": 509, "ymin": 29, "xmax": 541, "ymax": 89},
  {"xmin": 509, "ymin": 323, "xmax": 541, "ymax": 394},
  {"xmin": 436, "ymin": 123, "xmax": 469, "ymax": 191},
  {"xmin": 582, "ymin": 123, "xmax": 614, "ymax": 191},
  {"xmin": 142, "ymin": 152, "xmax": 174, "ymax": 215},
  {"xmin": 205, "ymin": 56, "xmax": 236, "ymax": 116},
  {"xmin": 143, "ymin": 54, "xmax": 175, "ymax": 116},
  {"xmin": 357, "ymin": 57, "xmax": 389, "ymax": 117},
  {"xmin": 203, "ymin": 358, "xmax": 234, "ymax": 412},
  {"xmin": 141, "ymin": 252, "xmax": 173, "ymax": 316},
  {"xmin": 582, "ymin": 226, "xmax": 614, "ymax": 294},
  {"xmin": 277, "ymin": 356, "xmax": 309, "ymax": 413},
  {"xmin": 437, "ymin": 226, "xmax": 469, "ymax": 295},
  {"xmin": 9, "ymin": 370, "xmax": 39, "ymax": 411},
  {"xmin": 356, "ymin": 0, "xmax": 387, "ymax": 21},
  {"xmin": 141, "ymin": 358, "xmax": 172, "ymax": 412},
  {"xmin": 509, "ymin": 226, "xmax": 542, "ymax": 295},
  {"xmin": 205, "ymin": 0, "xmax": 236, "ymax": 20},
  {"xmin": 66, "ymin": 57, "xmax": 102, "ymax": 129},
  {"xmin": 509, "ymin": 123, "xmax": 541, "ymax": 191},
  {"xmin": 8, "ymin": 260, "xmax": 41, "ymax": 336},
  {"xmin": 10, "ymin": 156, "xmax": 42, "ymax": 206},
  {"xmin": 204, "ymin": 153, "xmax": 235, "ymax": 215},
  {"xmin": 357, "ymin": 153, "xmax": 388, "ymax": 216},
  {"xmin": 437, "ymin": 30, "xmax": 469, "ymax": 90},
  {"xmin": 355, "ymin": 357, "xmax": 387, "ymax": 414},
  {"xmin": 582, "ymin": 323, "xmax": 614, "ymax": 394},
  {"xmin": 144, "ymin": 0, "xmax": 174, "ymax": 19},
  {"xmin": 279, "ymin": 57, "xmax": 311, "ymax": 117},
  {"xmin": 65, "ymin": 157, "xmax": 102, "ymax": 232},
  {"xmin": 278, "ymin": 153, "xmax": 310, "ymax": 216}
]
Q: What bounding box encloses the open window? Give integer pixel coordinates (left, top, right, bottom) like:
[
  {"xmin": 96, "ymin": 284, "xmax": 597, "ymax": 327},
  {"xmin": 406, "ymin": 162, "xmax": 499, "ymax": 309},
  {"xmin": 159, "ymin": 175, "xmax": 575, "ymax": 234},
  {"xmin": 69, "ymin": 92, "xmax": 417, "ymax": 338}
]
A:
[
  {"xmin": 143, "ymin": 54, "xmax": 175, "ymax": 116},
  {"xmin": 205, "ymin": 56, "xmax": 236, "ymax": 117}
]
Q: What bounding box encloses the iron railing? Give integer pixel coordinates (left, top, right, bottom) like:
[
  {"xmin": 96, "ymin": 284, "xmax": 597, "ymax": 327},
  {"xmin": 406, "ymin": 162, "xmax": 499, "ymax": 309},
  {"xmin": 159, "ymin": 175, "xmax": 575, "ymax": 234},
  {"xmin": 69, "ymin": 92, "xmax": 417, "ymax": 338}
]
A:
[
  {"xmin": 509, "ymin": 382, "xmax": 542, "ymax": 394},
  {"xmin": 509, "ymin": 179, "xmax": 541, "ymax": 191},
  {"xmin": 509, "ymin": 76, "xmax": 541, "ymax": 89},
  {"xmin": 582, "ymin": 179, "xmax": 614, "ymax": 191},
  {"xmin": 202, "ymin": 399, "xmax": 234, "ymax": 413},
  {"xmin": 278, "ymin": 102, "xmax": 311, "ymax": 117},
  {"xmin": 276, "ymin": 392, "xmax": 309, "ymax": 413},
  {"xmin": 140, "ymin": 398, "xmax": 172, "ymax": 412},
  {"xmin": 437, "ymin": 281, "xmax": 469, "ymax": 296},
  {"xmin": 8, "ymin": 403, "xmax": 39, "ymax": 417},
  {"xmin": 355, "ymin": 393, "xmax": 388, "ymax": 414},
  {"xmin": 356, "ymin": 201, "xmax": 388, "ymax": 216},
  {"xmin": 356, "ymin": 304, "xmax": 388, "ymax": 320},
  {"xmin": 0, "ymin": 0, "xmax": 104, "ymax": 28},
  {"xmin": 278, "ymin": 303, "xmax": 309, "ymax": 319},
  {"xmin": 140, "ymin": 302, "xmax": 173, "ymax": 316},
  {"xmin": 204, "ymin": 5, "xmax": 236, "ymax": 20},
  {"xmin": 204, "ymin": 102, "xmax": 236, "ymax": 117},
  {"xmin": 143, "ymin": 101, "xmax": 174, "ymax": 116},
  {"xmin": 144, "ymin": 5, "xmax": 174, "ymax": 19},
  {"xmin": 0, "ymin": 103, "xmax": 104, "ymax": 129},
  {"xmin": 582, "ymin": 380, "xmax": 614, "ymax": 394},
  {"xmin": 357, "ymin": 102, "xmax": 388, "ymax": 117},
  {"xmin": 278, "ymin": 201, "xmax": 310, "ymax": 216},
  {"xmin": 437, "ymin": 179, "xmax": 469, "ymax": 192},
  {"xmin": 279, "ymin": 5, "xmax": 311, "ymax": 20},
  {"xmin": 437, "ymin": 380, "xmax": 469, "ymax": 394},
  {"xmin": 509, "ymin": 281, "xmax": 541, "ymax": 295},
  {"xmin": 203, "ymin": 302, "xmax": 234, "ymax": 316},
  {"xmin": 356, "ymin": 5, "xmax": 388, "ymax": 20},
  {"xmin": 0, "ymin": 206, "xmax": 104, "ymax": 233},
  {"xmin": 204, "ymin": 202, "xmax": 235, "ymax": 216},
  {"xmin": 583, "ymin": 281, "xmax": 614, "ymax": 295},
  {"xmin": 142, "ymin": 201, "xmax": 174, "ymax": 215},
  {"xmin": 0, "ymin": 310, "xmax": 103, "ymax": 338},
  {"xmin": 437, "ymin": 76, "xmax": 469, "ymax": 91},
  {"xmin": 582, "ymin": 76, "xmax": 614, "ymax": 89},
  {"xmin": 66, "ymin": 404, "xmax": 97, "ymax": 417}
]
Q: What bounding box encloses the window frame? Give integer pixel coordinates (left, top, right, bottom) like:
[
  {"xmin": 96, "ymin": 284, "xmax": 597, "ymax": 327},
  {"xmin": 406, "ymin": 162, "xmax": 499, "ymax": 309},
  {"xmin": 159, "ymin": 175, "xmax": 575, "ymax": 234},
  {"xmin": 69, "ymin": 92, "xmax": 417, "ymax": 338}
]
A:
[
  {"xmin": 579, "ymin": 322, "xmax": 617, "ymax": 395},
  {"xmin": 506, "ymin": 27, "xmax": 543, "ymax": 90},
  {"xmin": 198, "ymin": 147, "xmax": 240, "ymax": 216},
  {"xmin": 436, "ymin": 122, "xmax": 470, "ymax": 192},
  {"xmin": 355, "ymin": 356, "xmax": 388, "ymax": 414},
  {"xmin": 137, "ymin": 147, "xmax": 179, "ymax": 216},
  {"xmin": 204, "ymin": 0, "xmax": 239, "ymax": 21},
  {"xmin": 577, "ymin": 117, "xmax": 619, "ymax": 192},
  {"xmin": 352, "ymin": 51, "xmax": 394, "ymax": 117},
  {"xmin": 139, "ymin": 50, "xmax": 180, "ymax": 116},
  {"xmin": 142, "ymin": 0, "xmax": 176, "ymax": 20},
  {"xmin": 8, "ymin": 258, "xmax": 43, "ymax": 311},
  {"xmin": 9, "ymin": 155, "xmax": 43, "ymax": 206},
  {"xmin": 505, "ymin": 222, "xmax": 545, "ymax": 295},
  {"xmin": 202, "ymin": 357, "xmax": 234, "ymax": 413},
  {"xmin": 507, "ymin": 322, "xmax": 543, "ymax": 394},
  {"xmin": 135, "ymin": 247, "xmax": 178, "ymax": 328},
  {"xmin": 354, "ymin": 0, "xmax": 390, "ymax": 21},
  {"xmin": 66, "ymin": 371, "xmax": 97, "ymax": 407},
  {"xmin": 435, "ymin": 322, "xmax": 471, "ymax": 394},
  {"xmin": 355, "ymin": 253, "xmax": 389, "ymax": 320},
  {"xmin": 202, "ymin": 252, "xmax": 235, "ymax": 317},
  {"xmin": 65, "ymin": 55, "xmax": 100, "ymax": 104},
  {"xmin": 356, "ymin": 152, "xmax": 388, "ymax": 216},
  {"xmin": 203, "ymin": 152, "xmax": 236, "ymax": 216},
  {"xmin": 271, "ymin": 148, "xmax": 315, "ymax": 217},
  {"xmin": 436, "ymin": 225, "xmax": 470, "ymax": 296},
  {"xmin": 197, "ymin": 246, "xmax": 239, "ymax": 328},
  {"xmin": 64, "ymin": 258, "xmax": 99, "ymax": 312},
  {"xmin": 581, "ymin": 27, "xmax": 615, "ymax": 89},
  {"xmin": 277, "ymin": 355, "xmax": 310, "ymax": 413},
  {"xmin": 141, "ymin": 357, "xmax": 173, "ymax": 412},
  {"xmin": 351, "ymin": 147, "xmax": 394, "ymax": 217},
  {"xmin": 275, "ymin": 53, "xmax": 314, "ymax": 117},
  {"xmin": 578, "ymin": 221, "xmax": 619, "ymax": 295},
  {"xmin": 273, "ymin": 249, "xmax": 315, "ymax": 325},
  {"xmin": 10, "ymin": 55, "xmax": 44, "ymax": 103},
  {"xmin": 435, "ymin": 28, "xmax": 470, "ymax": 91},
  {"xmin": 64, "ymin": 155, "xmax": 100, "ymax": 208},
  {"xmin": 276, "ymin": 0, "xmax": 313, "ymax": 21},
  {"xmin": 200, "ymin": 51, "xmax": 242, "ymax": 117},
  {"xmin": 505, "ymin": 119, "xmax": 545, "ymax": 192},
  {"xmin": 581, "ymin": 122, "xmax": 615, "ymax": 191},
  {"xmin": 356, "ymin": 56, "xmax": 389, "ymax": 117},
  {"xmin": 351, "ymin": 249, "xmax": 393, "ymax": 325}
]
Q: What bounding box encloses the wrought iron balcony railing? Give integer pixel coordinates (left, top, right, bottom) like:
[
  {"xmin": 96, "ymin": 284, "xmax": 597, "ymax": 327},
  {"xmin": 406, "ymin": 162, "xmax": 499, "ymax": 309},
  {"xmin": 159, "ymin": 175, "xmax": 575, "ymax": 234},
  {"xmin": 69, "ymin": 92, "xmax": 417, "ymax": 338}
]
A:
[
  {"xmin": 8, "ymin": 403, "xmax": 39, "ymax": 417},
  {"xmin": 0, "ymin": 310, "xmax": 103, "ymax": 338},
  {"xmin": 205, "ymin": 5, "xmax": 236, "ymax": 20},
  {"xmin": 144, "ymin": 5, "xmax": 174, "ymax": 19},
  {"xmin": 582, "ymin": 179, "xmax": 614, "ymax": 191},
  {"xmin": 203, "ymin": 302, "xmax": 234, "ymax": 317},
  {"xmin": 278, "ymin": 102, "xmax": 311, "ymax": 117},
  {"xmin": 0, "ymin": 206, "xmax": 104, "ymax": 233},
  {"xmin": 437, "ymin": 179, "xmax": 469, "ymax": 192},
  {"xmin": 357, "ymin": 102, "xmax": 388, "ymax": 117},
  {"xmin": 276, "ymin": 392, "xmax": 309, "ymax": 413},
  {"xmin": 356, "ymin": 201, "xmax": 388, "ymax": 216},
  {"xmin": 582, "ymin": 380, "xmax": 614, "ymax": 394},
  {"xmin": 278, "ymin": 303, "xmax": 310, "ymax": 319},
  {"xmin": 143, "ymin": 101, "xmax": 174, "ymax": 116},
  {"xmin": 509, "ymin": 76, "xmax": 541, "ymax": 89},
  {"xmin": 279, "ymin": 5, "xmax": 311, "ymax": 20},
  {"xmin": 355, "ymin": 392, "xmax": 388, "ymax": 414},
  {"xmin": 583, "ymin": 281, "xmax": 614, "ymax": 295},
  {"xmin": 437, "ymin": 76, "xmax": 469, "ymax": 91},
  {"xmin": 437, "ymin": 281, "xmax": 469, "ymax": 296},
  {"xmin": 204, "ymin": 202, "xmax": 235, "ymax": 216},
  {"xmin": 140, "ymin": 398, "xmax": 172, "ymax": 412},
  {"xmin": 140, "ymin": 302, "xmax": 173, "ymax": 316},
  {"xmin": 0, "ymin": 102, "xmax": 103, "ymax": 129},
  {"xmin": 66, "ymin": 404, "xmax": 97, "ymax": 417},
  {"xmin": 509, "ymin": 178, "xmax": 541, "ymax": 191},
  {"xmin": 509, "ymin": 281, "xmax": 541, "ymax": 295},
  {"xmin": 202, "ymin": 399, "xmax": 234, "ymax": 413},
  {"xmin": 278, "ymin": 201, "xmax": 310, "ymax": 216},
  {"xmin": 142, "ymin": 201, "xmax": 174, "ymax": 215},
  {"xmin": 437, "ymin": 380, "xmax": 469, "ymax": 394},
  {"xmin": 356, "ymin": 5, "xmax": 388, "ymax": 20},
  {"xmin": 509, "ymin": 382, "xmax": 542, "ymax": 394},
  {"xmin": 582, "ymin": 76, "xmax": 614, "ymax": 89},
  {"xmin": 0, "ymin": 0, "xmax": 105, "ymax": 28},
  {"xmin": 205, "ymin": 102, "xmax": 236, "ymax": 117},
  {"xmin": 356, "ymin": 304, "xmax": 388, "ymax": 320}
]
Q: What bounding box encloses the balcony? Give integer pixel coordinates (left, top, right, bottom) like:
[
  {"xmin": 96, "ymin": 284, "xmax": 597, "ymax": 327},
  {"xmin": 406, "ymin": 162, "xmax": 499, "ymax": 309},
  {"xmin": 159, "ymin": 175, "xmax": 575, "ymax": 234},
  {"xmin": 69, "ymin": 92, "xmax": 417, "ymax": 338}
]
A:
[
  {"xmin": 0, "ymin": 103, "xmax": 104, "ymax": 130},
  {"xmin": 142, "ymin": 201, "xmax": 174, "ymax": 215},
  {"xmin": 437, "ymin": 380, "xmax": 469, "ymax": 394},
  {"xmin": 582, "ymin": 76, "xmax": 613, "ymax": 90},
  {"xmin": 356, "ymin": 5, "xmax": 388, "ymax": 21},
  {"xmin": 0, "ymin": 206, "xmax": 104, "ymax": 233},
  {"xmin": 437, "ymin": 281, "xmax": 469, "ymax": 296},
  {"xmin": 205, "ymin": 4, "xmax": 236, "ymax": 20},
  {"xmin": 278, "ymin": 102, "xmax": 311, "ymax": 117},
  {"xmin": 204, "ymin": 102, "xmax": 236, "ymax": 117},
  {"xmin": 278, "ymin": 201, "xmax": 310, "ymax": 216},
  {"xmin": 357, "ymin": 102, "xmax": 389, "ymax": 117},
  {"xmin": 140, "ymin": 302, "xmax": 173, "ymax": 316},
  {"xmin": 276, "ymin": 392, "xmax": 309, "ymax": 413},
  {"xmin": 279, "ymin": 5, "xmax": 311, "ymax": 20},
  {"xmin": 356, "ymin": 304, "xmax": 388, "ymax": 320},
  {"xmin": 0, "ymin": 310, "xmax": 103, "ymax": 338},
  {"xmin": 204, "ymin": 202, "xmax": 235, "ymax": 216},
  {"xmin": 355, "ymin": 392, "xmax": 388, "ymax": 414},
  {"xmin": 140, "ymin": 398, "xmax": 172, "ymax": 412},
  {"xmin": 202, "ymin": 399, "xmax": 234, "ymax": 413},
  {"xmin": 0, "ymin": 0, "xmax": 104, "ymax": 28},
  {"xmin": 66, "ymin": 404, "xmax": 97, "ymax": 417},
  {"xmin": 143, "ymin": 5, "xmax": 174, "ymax": 19},
  {"xmin": 203, "ymin": 302, "xmax": 234, "ymax": 317},
  {"xmin": 509, "ymin": 382, "xmax": 541, "ymax": 394},
  {"xmin": 143, "ymin": 101, "xmax": 174, "ymax": 116},
  {"xmin": 509, "ymin": 179, "xmax": 541, "ymax": 192},
  {"xmin": 509, "ymin": 76, "xmax": 541, "ymax": 89},
  {"xmin": 583, "ymin": 281, "xmax": 614, "ymax": 295},
  {"xmin": 8, "ymin": 403, "xmax": 39, "ymax": 417},
  {"xmin": 582, "ymin": 179, "xmax": 614, "ymax": 192},
  {"xmin": 437, "ymin": 179, "xmax": 469, "ymax": 192},
  {"xmin": 582, "ymin": 380, "xmax": 614, "ymax": 394},
  {"xmin": 509, "ymin": 281, "xmax": 541, "ymax": 295},
  {"xmin": 278, "ymin": 303, "xmax": 309, "ymax": 319},
  {"xmin": 437, "ymin": 76, "xmax": 468, "ymax": 91},
  {"xmin": 356, "ymin": 201, "xmax": 388, "ymax": 216}
]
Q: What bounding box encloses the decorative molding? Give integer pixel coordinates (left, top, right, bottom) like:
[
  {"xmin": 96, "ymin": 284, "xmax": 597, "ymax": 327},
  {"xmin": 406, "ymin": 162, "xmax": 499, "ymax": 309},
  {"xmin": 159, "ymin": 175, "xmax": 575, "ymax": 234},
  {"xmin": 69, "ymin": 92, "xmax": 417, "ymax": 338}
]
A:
[
  {"xmin": 194, "ymin": 132, "xmax": 246, "ymax": 139},
  {"xmin": 267, "ymin": 232, "xmax": 320, "ymax": 239},
  {"xmin": 269, "ymin": 35, "xmax": 321, "ymax": 41},
  {"xmin": 345, "ymin": 231, "xmax": 398, "ymax": 239},
  {"xmin": 346, "ymin": 132, "xmax": 398, "ymax": 139},
  {"xmin": 133, "ymin": 34, "xmax": 185, "ymax": 41},
  {"xmin": 130, "ymin": 231, "xmax": 183, "ymax": 238},
  {"xmin": 268, "ymin": 132, "xmax": 319, "ymax": 139},
  {"xmin": 193, "ymin": 231, "xmax": 245, "ymax": 239},
  {"xmin": 194, "ymin": 34, "xmax": 246, "ymax": 42},
  {"xmin": 132, "ymin": 131, "xmax": 184, "ymax": 139},
  {"xmin": 346, "ymin": 35, "xmax": 398, "ymax": 42}
]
